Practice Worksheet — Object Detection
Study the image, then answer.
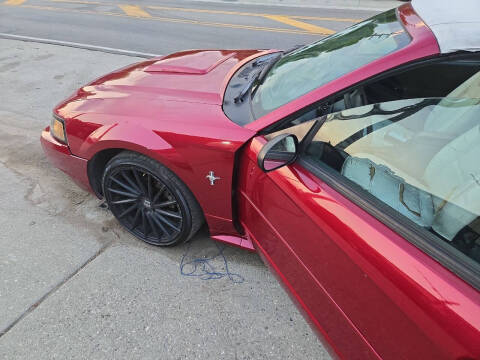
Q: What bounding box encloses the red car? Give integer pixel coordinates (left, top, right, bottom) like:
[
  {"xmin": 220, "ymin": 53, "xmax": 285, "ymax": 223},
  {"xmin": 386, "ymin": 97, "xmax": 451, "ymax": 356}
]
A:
[{"xmin": 41, "ymin": 1, "xmax": 480, "ymax": 358}]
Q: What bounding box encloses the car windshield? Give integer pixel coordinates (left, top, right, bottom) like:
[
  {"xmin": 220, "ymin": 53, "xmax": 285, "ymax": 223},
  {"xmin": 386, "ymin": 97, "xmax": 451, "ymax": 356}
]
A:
[{"xmin": 251, "ymin": 9, "xmax": 411, "ymax": 119}]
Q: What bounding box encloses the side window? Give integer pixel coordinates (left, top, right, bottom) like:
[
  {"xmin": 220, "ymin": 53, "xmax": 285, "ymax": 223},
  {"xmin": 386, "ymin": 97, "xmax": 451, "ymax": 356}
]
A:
[
  {"xmin": 303, "ymin": 94, "xmax": 480, "ymax": 265},
  {"xmin": 326, "ymin": 56, "xmax": 480, "ymax": 116},
  {"xmin": 266, "ymin": 55, "xmax": 480, "ymax": 134},
  {"xmin": 265, "ymin": 118, "xmax": 317, "ymax": 143}
]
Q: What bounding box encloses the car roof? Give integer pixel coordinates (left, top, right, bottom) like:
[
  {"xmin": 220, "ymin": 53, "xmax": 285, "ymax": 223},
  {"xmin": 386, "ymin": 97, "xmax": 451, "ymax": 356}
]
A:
[{"xmin": 412, "ymin": 0, "xmax": 480, "ymax": 54}]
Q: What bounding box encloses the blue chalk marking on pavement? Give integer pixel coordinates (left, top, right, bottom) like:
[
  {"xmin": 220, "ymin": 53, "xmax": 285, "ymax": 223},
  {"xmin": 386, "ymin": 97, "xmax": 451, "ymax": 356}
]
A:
[{"xmin": 180, "ymin": 241, "xmax": 244, "ymax": 283}]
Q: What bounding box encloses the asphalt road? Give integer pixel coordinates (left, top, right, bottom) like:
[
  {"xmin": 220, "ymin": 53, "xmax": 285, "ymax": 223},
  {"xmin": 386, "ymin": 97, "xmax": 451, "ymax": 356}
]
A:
[
  {"xmin": 0, "ymin": 0, "xmax": 379, "ymax": 54},
  {"xmin": 0, "ymin": 1, "xmax": 383, "ymax": 358}
]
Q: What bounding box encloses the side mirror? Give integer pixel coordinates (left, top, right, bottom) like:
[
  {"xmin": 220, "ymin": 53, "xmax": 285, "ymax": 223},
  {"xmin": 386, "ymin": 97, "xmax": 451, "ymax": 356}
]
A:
[{"xmin": 257, "ymin": 134, "xmax": 298, "ymax": 172}]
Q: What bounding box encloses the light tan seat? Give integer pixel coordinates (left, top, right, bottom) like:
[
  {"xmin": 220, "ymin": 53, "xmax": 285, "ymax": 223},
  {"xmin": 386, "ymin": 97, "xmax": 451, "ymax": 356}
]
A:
[
  {"xmin": 423, "ymin": 70, "xmax": 480, "ymax": 134},
  {"xmin": 341, "ymin": 124, "xmax": 480, "ymax": 240},
  {"xmin": 339, "ymin": 71, "xmax": 480, "ymax": 240},
  {"xmin": 424, "ymin": 125, "xmax": 480, "ymax": 239}
]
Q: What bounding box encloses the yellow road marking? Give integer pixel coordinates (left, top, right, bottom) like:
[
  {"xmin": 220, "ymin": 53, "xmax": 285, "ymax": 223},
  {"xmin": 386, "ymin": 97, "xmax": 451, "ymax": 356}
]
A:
[
  {"xmin": 292, "ymin": 15, "xmax": 359, "ymax": 22},
  {"xmin": 118, "ymin": 4, "xmax": 151, "ymax": 18},
  {"xmin": 146, "ymin": 5, "xmax": 360, "ymax": 23},
  {"xmin": 263, "ymin": 15, "xmax": 335, "ymax": 35},
  {"xmin": 44, "ymin": 0, "xmax": 360, "ymax": 23},
  {"xmin": 3, "ymin": 0, "xmax": 26, "ymax": 5},
  {"xmin": 50, "ymin": 0, "xmax": 99, "ymax": 3},
  {"xmin": 17, "ymin": 4, "xmax": 323, "ymax": 35}
]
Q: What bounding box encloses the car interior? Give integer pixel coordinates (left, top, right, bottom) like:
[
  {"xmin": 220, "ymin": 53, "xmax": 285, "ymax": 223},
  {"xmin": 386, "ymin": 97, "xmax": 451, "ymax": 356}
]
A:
[
  {"xmin": 303, "ymin": 70, "xmax": 480, "ymax": 263},
  {"xmin": 287, "ymin": 55, "xmax": 480, "ymax": 127}
]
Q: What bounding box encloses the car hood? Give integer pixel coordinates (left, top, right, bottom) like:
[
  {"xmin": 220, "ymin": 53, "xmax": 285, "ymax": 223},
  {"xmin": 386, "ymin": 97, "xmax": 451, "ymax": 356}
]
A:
[{"xmin": 66, "ymin": 49, "xmax": 268, "ymax": 107}]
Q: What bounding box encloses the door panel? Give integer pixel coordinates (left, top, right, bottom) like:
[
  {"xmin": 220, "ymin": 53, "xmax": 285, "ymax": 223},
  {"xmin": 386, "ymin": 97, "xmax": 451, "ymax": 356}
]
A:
[
  {"xmin": 237, "ymin": 137, "xmax": 480, "ymax": 360},
  {"xmin": 238, "ymin": 154, "xmax": 379, "ymax": 360}
]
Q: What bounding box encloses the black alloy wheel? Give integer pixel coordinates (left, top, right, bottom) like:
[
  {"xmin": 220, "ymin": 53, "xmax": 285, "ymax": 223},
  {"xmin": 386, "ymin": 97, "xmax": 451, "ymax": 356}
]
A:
[{"xmin": 102, "ymin": 152, "xmax": 203, "ymax": 246}]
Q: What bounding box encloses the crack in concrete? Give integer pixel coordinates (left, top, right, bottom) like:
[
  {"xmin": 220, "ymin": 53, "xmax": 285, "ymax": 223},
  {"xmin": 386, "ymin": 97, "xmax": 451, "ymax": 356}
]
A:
[
  {"xmin": 0, "ymin": 241, "xmax": 113, "ymax": 338},
  {"xmin": 0, "ymin": 118, "xmax": 123, "ymax": 337}
]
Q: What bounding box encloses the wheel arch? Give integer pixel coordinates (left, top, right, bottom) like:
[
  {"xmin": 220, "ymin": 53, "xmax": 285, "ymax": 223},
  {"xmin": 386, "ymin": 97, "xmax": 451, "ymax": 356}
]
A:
[
  {"xmin": 87, "ymin": 145, "xmax": 208, "ymax": 233},
  {"xmin": 80, "ymin": 121, "xmax": 244, "ymax": 236},
  {"xmin": 87, "ymin": 147, "xmax": 124, "ymax": 198},
  {"xmin": 86, "ymin": 143, "xmax": 196, "ymax": 199},
  {"xmin": 81, "ymin": 121, "xmax": 193, "ymax": 192}
]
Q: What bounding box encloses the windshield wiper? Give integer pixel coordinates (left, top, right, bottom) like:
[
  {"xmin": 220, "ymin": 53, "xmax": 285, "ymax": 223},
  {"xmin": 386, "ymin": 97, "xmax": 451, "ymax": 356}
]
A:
[
  {"xmin": 233, "ymin": 46, "xmax": 304, "ymax": 104},
  {"xmin": 283, "ymin": 44, "xmax": 304, "ymax": 56},
  {"xmin": 252, "ymin": 52, "xmax": 281, "ymax": 67},
  {"xmin": 255, "ymin": 52, "xmax": 282, "ymax": 86},
  {"xmin": 234, "ymin": 70, "xmax": 261, "ymax": 104},
  {"xmin": 234, "ymin": 52, "xmax": 282, "ymax": 104}
]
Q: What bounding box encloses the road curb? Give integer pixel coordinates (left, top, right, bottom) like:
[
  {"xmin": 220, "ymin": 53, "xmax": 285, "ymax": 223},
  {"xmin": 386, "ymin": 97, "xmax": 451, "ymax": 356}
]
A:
[{"xmin": 0, "ymin": 33, "xmax": 161, "ymax": 58}]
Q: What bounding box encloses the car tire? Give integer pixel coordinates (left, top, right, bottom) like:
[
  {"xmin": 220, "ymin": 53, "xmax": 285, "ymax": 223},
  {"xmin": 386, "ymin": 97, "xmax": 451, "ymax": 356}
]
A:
[{"xmin": 102, "ymin": 151, "xmax": 204, "ymax": 246}]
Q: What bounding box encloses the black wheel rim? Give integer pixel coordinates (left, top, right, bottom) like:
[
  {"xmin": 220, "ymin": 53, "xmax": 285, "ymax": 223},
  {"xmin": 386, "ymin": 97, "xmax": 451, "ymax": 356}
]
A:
[{"xmin": 104, "ymin": 166, "xmax": 184, "ymax": 245}]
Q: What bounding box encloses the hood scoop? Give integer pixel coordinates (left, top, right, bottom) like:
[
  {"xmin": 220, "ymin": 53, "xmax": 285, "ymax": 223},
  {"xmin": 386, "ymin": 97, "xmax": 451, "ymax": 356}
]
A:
[{"xmin": 144, "ymin": 50, "xmax": 236, "ymax": 75}]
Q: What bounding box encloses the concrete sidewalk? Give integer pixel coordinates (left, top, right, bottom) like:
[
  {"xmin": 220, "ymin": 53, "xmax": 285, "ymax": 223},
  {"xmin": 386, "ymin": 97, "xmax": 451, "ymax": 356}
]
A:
[
  {"xmin": 183, "ymin": 0, "xmax": 401, "ymax": 11},
  {"xmin": 0, "ymin": 38, "xmax": 329, "ymax": 359}
]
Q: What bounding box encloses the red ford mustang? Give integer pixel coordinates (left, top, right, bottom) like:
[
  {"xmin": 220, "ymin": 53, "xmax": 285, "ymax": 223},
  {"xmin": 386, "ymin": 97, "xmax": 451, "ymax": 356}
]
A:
[{"xmin": 41, "ymin": 0, "xmax": 480, "ymax": 358}]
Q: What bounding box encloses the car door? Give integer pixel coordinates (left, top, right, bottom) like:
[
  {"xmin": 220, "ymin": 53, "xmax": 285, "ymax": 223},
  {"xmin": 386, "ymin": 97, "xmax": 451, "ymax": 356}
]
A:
[{"xmin": 237, "ymin": 99, "xmax": 480, "ymax": 359}]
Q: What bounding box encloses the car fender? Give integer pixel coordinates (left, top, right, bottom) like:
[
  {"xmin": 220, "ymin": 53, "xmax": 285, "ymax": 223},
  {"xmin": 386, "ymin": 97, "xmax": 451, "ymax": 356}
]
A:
[
  {"xmin": 77, "ymin": 119, "xmax": 247, "ymax": 235},
  {"xmin": 82, "ymin": 121, "xmax": 194, "ymax": 175}
]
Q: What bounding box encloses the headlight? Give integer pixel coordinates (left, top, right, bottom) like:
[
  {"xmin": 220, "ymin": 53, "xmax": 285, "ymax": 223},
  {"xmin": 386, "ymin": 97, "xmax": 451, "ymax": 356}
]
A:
[{"xmin": 51, "ymin": 115, "xmax": 67, "ymax": 144}]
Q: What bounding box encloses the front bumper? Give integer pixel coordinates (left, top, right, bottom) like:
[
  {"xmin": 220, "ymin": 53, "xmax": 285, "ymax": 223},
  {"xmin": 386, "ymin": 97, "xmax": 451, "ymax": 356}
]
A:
[{"xmin": 41, "ymin": 126, "xmax": 92, "ymax": 193}]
